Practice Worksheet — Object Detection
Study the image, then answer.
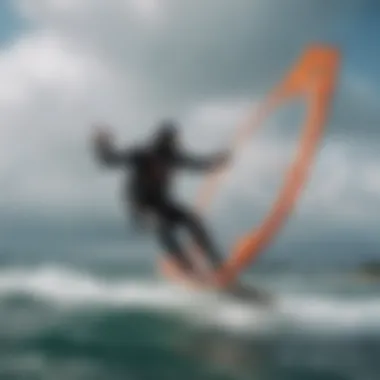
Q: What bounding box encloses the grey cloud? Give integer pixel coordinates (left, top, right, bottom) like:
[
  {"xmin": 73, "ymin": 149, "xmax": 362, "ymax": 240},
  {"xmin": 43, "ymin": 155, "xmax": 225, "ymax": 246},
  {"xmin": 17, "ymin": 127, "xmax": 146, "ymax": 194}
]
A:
[{"xmin": 19, "ymin": 0, "xmax": 379, "ymax": 140}]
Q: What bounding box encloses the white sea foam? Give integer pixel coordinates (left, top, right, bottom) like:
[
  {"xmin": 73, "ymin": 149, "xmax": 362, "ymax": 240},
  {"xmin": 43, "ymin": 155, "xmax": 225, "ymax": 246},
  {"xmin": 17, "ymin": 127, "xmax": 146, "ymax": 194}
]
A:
[{"xmin": 0, "ymin": 265, "xmax": 378, "ymax": 336}]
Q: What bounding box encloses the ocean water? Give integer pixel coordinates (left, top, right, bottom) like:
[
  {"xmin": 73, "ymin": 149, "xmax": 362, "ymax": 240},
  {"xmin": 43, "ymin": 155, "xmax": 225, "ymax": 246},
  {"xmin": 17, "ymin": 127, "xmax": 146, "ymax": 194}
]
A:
[{"xmin": 0, "ymin": 257, "xmax": 379, "ymax": 380}]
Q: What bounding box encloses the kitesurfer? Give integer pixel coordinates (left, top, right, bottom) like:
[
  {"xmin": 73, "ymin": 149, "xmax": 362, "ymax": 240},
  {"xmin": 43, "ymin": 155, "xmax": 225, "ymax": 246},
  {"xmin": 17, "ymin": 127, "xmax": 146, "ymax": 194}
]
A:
[{"xmin": 92, "ymin": 120, "xmax": 230, "ymax": 283}]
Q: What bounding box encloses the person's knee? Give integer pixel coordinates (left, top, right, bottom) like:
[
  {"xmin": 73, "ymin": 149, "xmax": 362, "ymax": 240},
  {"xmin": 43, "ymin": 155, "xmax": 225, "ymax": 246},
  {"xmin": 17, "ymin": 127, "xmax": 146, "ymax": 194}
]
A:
[
  {"xmin": 163, "ymin": 203, "xmax": 192, "ymax": 225},
  {"xmin": 176, "ymin": 206, "xmax": 198, "ymax": 224},
  {"xmin": 185, "ymin": 212, "xmax": 205, "ymax": 235},
  {"xmin": 158, "ymin": 224, "xmax": 172, "ymax": 243}
]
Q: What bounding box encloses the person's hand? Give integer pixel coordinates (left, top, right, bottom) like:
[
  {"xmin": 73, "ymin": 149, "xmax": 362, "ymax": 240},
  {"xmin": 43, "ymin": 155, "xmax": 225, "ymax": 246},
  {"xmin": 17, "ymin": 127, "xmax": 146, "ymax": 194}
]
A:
[{"xmin": 92, "ymin": 124, "xmax": 113, "ymax": 145}]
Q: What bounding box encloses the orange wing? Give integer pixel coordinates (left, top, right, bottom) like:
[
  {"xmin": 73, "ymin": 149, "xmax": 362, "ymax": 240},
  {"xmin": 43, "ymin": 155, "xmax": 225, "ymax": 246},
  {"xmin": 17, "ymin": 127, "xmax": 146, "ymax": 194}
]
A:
[{"xmin": 160, "ymin": 45, "xmax": 341, "ymax": 289}]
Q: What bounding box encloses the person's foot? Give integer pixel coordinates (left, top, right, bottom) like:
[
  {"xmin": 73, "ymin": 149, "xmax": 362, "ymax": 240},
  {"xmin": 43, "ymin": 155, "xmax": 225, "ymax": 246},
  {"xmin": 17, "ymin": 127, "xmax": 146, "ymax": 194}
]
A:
[{"xmin": 222, "ymin": 282, "xmax": 272, "ymax": 304}]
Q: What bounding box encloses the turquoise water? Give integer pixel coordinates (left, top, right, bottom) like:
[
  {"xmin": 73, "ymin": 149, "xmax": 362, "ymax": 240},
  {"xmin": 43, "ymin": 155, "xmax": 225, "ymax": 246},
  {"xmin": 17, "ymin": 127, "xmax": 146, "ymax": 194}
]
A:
[{"xmin": 0, "ymin": 257, "xmax": 379, "ymax": 380}]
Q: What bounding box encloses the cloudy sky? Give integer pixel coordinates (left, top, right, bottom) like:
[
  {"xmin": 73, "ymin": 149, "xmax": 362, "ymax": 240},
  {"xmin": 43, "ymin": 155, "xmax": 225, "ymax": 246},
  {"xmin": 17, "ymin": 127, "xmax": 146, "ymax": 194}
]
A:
[{"xmin": 0, "ymin": 0, "xmax": 379, "ymax": 267}]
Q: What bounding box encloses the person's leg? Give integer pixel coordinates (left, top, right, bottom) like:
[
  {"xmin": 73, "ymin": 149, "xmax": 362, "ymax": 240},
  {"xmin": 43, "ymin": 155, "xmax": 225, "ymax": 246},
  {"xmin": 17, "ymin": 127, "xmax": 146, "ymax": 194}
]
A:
[
  {"xmin": 178, "ymin": 211, "xmax": 261, "ymax": 294},
  {"xmin": 156, "ymin": 215, "xmax": 198, "ymax": 277},
  {"xmin": 165, "ymin": 203, "xmax": 224, "ymax": 271},
  {"xmin": 184, "ymin": 212, "xmax": 224, "ymax": 271}
]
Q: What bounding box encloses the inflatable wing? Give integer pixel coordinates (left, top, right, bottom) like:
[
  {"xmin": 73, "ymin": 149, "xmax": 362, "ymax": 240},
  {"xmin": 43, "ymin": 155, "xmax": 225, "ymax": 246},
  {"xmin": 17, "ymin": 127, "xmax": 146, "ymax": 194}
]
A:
[{"xmin": 160, "ymin": 45, "xmax": 341, "ymax": 288}]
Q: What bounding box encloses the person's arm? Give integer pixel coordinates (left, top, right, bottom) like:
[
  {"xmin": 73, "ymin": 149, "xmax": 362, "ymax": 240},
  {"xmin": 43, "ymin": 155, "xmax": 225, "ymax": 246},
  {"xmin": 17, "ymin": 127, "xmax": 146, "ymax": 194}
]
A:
[
  {"xmin": 92, "ymin": 126, "xmax": 135, "ymax": 167},
  {"xmin": 176, "ymin": 149, "xmax": 231, "ymax": 172},
  {"xmin": 94, "ymin": 138, "xmax": 124, "ymax": 167}
]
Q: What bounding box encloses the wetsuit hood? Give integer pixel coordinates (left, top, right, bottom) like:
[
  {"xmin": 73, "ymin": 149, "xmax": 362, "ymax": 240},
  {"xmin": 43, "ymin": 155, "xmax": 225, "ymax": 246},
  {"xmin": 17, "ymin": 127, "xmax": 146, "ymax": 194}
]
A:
[{"xmin": 151, "ymin": 120, "xmax": 178, "ymax": 153}]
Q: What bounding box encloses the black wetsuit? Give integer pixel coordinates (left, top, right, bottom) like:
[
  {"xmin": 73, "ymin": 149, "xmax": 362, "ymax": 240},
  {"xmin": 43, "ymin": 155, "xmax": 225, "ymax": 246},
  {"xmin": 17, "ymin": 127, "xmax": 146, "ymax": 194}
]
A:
[{"xmin": 93, "ymin": 136, "xmax": 225, "ymax": 276}]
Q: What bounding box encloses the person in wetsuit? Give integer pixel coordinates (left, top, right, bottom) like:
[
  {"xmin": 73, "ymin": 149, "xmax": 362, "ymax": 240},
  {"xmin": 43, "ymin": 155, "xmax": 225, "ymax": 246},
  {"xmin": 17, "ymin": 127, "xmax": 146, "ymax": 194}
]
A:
[{"xmin": 92, "ymin": 120, "xmax": 230, "ymax": 283}]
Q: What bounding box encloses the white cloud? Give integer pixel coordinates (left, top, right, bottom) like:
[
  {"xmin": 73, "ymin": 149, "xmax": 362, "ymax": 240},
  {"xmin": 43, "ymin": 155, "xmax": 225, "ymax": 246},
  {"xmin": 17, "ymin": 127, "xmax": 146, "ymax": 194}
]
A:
[
  {"xmin": 128, "ymin": 0, "xmax": 162, "ymax": 23},
  {"xmin": 0, "ymin": 29, "xmax": 123, "ymax": 217},
  {"xmin": 16, "ymin": 0, "xmax": 93, "ymax": 18},
  {"xmin": 0, "ymin": 32, "xmax": 103, "ymax": 106}
]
